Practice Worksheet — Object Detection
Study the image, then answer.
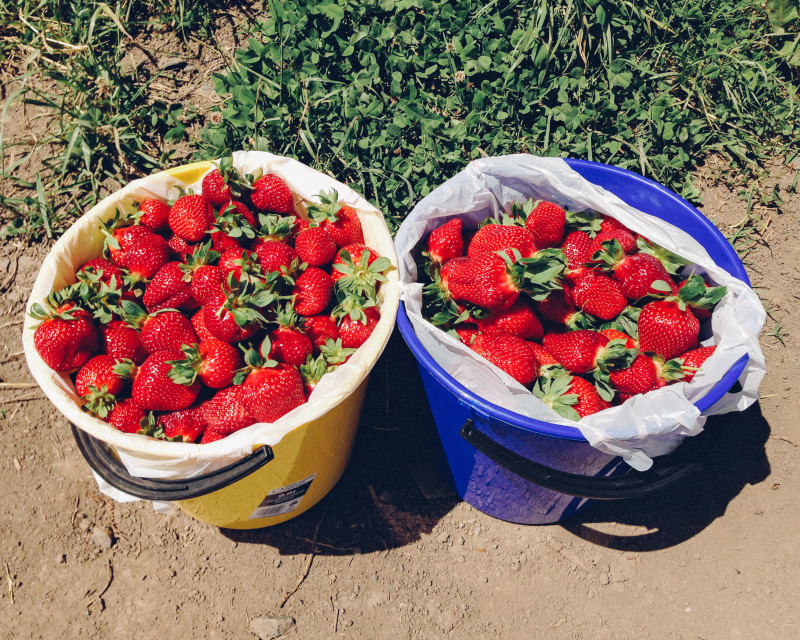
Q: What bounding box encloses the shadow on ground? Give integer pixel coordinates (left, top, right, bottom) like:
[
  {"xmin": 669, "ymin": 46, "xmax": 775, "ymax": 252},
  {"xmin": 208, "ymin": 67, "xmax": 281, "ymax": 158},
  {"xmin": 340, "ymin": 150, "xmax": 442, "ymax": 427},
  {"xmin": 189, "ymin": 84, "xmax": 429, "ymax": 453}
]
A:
[
  {"xmin": 220, "ymin": 329, "xmax": 460, "ymax": 554},
  {"xmin": 562, "ymin": 402, "xmax": 771, "ymax": 551}
]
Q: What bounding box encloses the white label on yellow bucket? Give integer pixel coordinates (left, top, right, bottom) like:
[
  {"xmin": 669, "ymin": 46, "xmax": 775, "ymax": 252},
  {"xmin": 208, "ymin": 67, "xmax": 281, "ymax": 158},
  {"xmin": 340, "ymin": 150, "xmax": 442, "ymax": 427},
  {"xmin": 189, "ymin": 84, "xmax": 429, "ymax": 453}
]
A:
[{"xmin": 249, "ymin": 473, "xmax": 317, "ymax": 519}]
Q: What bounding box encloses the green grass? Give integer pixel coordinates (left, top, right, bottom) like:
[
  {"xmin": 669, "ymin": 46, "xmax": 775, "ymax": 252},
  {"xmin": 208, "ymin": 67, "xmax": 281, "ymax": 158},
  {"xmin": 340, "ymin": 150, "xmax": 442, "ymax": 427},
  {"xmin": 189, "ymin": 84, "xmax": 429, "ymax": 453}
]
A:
[{"xmin": 1, "ymin": 0, "xmax": 798, "ymax": 239}]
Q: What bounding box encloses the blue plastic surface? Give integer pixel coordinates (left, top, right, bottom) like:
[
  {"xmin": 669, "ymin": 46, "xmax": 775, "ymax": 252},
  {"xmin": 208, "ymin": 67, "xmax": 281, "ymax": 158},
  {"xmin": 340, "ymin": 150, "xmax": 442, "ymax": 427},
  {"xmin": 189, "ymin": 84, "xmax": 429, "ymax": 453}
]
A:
[{"xmin": 397, "ymin": 159, "xmax": 752, "ymax": 524}]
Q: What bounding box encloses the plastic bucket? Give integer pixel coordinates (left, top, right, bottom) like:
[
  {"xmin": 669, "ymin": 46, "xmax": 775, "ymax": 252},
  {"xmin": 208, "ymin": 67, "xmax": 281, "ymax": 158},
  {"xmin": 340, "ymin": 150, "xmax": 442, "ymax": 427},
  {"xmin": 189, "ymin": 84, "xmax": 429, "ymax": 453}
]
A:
[
  {"xmin": 24, "ymin": 156, "xmax": 400, "ymax": 529},
  {"xmin": 396, "ymin": 159, "xmax": 750, "ymax": 525}
]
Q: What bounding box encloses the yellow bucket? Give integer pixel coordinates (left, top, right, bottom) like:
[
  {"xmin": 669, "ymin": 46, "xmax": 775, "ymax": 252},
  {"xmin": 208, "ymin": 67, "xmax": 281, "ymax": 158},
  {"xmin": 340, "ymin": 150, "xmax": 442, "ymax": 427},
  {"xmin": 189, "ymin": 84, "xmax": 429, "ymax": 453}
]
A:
[{"xmin": 24, "ymin": 154, "xmax": 400, "ymax": 529}]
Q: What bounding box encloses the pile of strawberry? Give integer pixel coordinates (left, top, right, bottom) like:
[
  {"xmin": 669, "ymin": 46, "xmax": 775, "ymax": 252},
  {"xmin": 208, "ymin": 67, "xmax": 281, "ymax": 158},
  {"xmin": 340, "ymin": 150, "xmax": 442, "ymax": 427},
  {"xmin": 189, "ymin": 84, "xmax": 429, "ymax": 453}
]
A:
[
  {"xmin": 418, "ymin": 198, "xmax": 727, "ymax": 421},
  {"xmin": 30, "ymin": 158, "xmax": 391, "ymax": 443}
]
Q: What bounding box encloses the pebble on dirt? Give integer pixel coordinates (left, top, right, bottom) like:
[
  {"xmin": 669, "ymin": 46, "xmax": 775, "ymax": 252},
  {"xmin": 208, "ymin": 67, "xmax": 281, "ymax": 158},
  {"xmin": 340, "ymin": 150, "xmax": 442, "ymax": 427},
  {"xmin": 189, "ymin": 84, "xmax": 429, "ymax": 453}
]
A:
[
  {"xmin": 249, "ymin": 615, "xmax": 295, "ymax": 640},
  {"xmin": 90, "ymin": 526, "xmax": 114, "ymax": 549}
]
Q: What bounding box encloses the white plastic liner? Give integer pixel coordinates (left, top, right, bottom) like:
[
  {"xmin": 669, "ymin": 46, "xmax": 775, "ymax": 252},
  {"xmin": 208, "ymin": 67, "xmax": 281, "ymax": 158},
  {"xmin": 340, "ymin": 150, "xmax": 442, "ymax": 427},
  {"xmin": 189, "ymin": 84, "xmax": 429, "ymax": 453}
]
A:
[
  {"xmin": 23, "ymin": 151, "xmax": 400, "ymax": 496},
  {"xmin": 394, "ymin": 155, "xmax": 766, "ymax": 471}
]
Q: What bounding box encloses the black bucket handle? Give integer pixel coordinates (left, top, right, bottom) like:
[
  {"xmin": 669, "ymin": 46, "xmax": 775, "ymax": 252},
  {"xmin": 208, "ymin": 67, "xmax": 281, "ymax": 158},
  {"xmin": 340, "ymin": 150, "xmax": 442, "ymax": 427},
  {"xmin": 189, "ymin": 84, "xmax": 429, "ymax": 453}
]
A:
[
  {"xmin": 71, "ymin": 424, "xmax": 274, "ymax": 501},
  {"xmin": 459, "ymin": 419, "xmax": 719, "ymax": 501}
]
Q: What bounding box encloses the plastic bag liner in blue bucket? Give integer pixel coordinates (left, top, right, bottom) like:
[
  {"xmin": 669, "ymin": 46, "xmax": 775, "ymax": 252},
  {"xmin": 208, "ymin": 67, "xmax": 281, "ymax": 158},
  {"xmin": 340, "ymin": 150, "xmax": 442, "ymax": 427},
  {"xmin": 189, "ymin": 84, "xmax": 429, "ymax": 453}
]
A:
[{"xmin": 395, "ymin": 157, "xmax": 766, "ymax": 525}]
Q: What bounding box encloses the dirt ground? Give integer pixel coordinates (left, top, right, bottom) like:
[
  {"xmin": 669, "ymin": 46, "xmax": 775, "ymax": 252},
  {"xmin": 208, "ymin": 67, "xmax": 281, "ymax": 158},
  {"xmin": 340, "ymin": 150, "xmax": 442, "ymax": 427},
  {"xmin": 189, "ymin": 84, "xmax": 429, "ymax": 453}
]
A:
[{"xmin": 2, "ymin": 14, "xmax": 800, "ymax": 640}]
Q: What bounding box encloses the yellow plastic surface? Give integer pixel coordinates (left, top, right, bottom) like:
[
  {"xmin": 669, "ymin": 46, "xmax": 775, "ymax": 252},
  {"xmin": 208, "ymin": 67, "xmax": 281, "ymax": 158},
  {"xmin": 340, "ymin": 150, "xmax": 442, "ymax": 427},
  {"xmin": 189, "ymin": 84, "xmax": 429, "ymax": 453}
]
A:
[
  {"xmin": 174, "ymin": 379, "xmax": 368, "ymax": 529},
  {"xmin": 165, "ymin": 161, "xmax": 215, "ymax": 185}
]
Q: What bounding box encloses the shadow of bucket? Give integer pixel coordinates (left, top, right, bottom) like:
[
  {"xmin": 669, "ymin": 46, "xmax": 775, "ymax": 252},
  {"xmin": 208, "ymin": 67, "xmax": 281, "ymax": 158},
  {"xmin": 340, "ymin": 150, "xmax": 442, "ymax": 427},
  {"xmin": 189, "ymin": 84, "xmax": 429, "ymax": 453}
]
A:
[{"xmin": 397, "ymin": 159, "xmax": 751, "ymax": 525}]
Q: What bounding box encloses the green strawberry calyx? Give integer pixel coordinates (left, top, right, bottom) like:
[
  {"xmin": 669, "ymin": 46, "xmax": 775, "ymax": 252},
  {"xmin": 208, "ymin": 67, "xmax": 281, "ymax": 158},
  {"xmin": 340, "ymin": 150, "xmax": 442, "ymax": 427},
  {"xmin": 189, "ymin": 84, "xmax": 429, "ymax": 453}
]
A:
[{"xmin": 532, "ymin": 370, "xmax": 581, "ymax": 422}]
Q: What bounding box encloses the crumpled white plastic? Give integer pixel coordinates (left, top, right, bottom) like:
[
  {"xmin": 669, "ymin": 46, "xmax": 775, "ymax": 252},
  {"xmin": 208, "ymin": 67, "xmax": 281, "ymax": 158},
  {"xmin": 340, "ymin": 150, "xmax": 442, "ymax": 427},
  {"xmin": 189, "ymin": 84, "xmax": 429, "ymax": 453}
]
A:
[
  {"xmin": 23, "ymin": 151, "xmax": 400, "ymax": 496},
  {"xmin": 394, "ymin": 155, "xmax": 766, "ymax": 471}
]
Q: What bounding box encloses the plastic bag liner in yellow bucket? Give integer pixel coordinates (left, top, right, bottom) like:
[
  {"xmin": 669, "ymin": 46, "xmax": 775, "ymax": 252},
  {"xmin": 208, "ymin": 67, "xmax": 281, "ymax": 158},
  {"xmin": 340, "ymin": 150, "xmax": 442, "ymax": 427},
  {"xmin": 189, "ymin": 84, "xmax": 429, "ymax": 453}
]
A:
[{"xmin": 22, "ymin": 151, "xmax": 400, "ymax": 529}]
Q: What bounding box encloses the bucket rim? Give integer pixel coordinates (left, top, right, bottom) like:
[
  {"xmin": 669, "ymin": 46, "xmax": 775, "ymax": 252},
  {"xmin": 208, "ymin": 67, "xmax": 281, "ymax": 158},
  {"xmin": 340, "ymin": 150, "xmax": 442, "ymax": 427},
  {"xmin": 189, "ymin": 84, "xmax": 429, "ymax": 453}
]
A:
[{"xmin": 397, "ymin": 158, "xmax": 751, "ymax": 442}]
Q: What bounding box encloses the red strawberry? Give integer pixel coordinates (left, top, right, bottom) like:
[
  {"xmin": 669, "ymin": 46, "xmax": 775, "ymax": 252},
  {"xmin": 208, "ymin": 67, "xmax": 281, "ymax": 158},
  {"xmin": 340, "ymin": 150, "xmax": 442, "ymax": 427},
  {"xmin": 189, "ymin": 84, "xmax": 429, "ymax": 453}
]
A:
[
  {"xmin": 426, "ymin": 218, "xmax": 464, "ymax": 264},
  {"xmin": 598, "ymin": 328, "xmax": 637, "ymax": 349},
  {"xmin": 570, "ymin": 272, "xmax": 628, "ymax": 320},
  {"xmin": 143, "ymin": 261, "xmax": 195, "ymax": 312},
  {"xmin": 132, "ymin": 350, "xmax": 201, "ymax": 411},
  {"xmin": 134, "ymin": 198, "xmax": 171, "ymax": 232},
  {"xmin": 169, "ymin": 194, "xmax": 215, "ymax": 242},
  {"xmin": 525, "ymin": 200, "xmax": 566, "ymax": 248},
  {"xmin": 120, "ymin": 302, "xmax": 198, "ymax": 354},
  {"xmin": 676, "ymin": 345, "xmax": 716, "ymax": 383},
  {"xmin": 107, "ymin": 398, "xmax": 148, "ymax": 434},
  {"xmin": 476, "ymin": 299, "xmax": 544, "ymax": 341},
  {"xmin": 447, "ymin": 251, "xmax": 566, "ymax": 312},
  {"xmin": 299, "ymin": 354, "xmax": 334, "ymax": 395},
  {"xmin": 453, "ymin": 324, "xmax": 480, "ymax": 346},
  {"xmin": 636, "ymin": 275, "xmax": 723, "ymax": 360},
  {"xmin": 595, "ymin": 228, "xmax": 637, "ymax": 254},
  {"xmin": 303, "ymin": 315, "xmax": 339, "ymax": 351},
  {"xmin": 533, "ymin": 372, "xmax": 611, "ymax": 419},
  {"xmin": 593, "ymin": 239, "xmax": 676, "ymax": 300},
  {"xmin": 209, "ymin": 204, "xmax": 257, "ymax": 252},
  {"xmin": 121, "ymin": 235, "xmax": 171, "ymax": 282},
  {"xmin": 202, "ymin": 277, "xmax": 271, "ymax": 344},
  {"xmin": 75, "ymin": 354, "xmax": 127, "ymax": 418},
  {"xmin": 190, "ymin": 309, "xmax": 216, "ymax": 342},
  {"xmin": 529, "ymin": 342, "xmax": 560, "ymax": 366},
  {"xmin": 168, "ymin": 339, "xmax": 242, "ymax": 389},
  {"xmin": 77, "ymin": 258, "xmax": 125, "ymax": 287},
  {"xmin": 599, "ymin": 215, "xmax": 632, "ymax": 235},
  {"xmin": 293, "ymin": 267, "xmax": 334, "ymax": 317},
  {"xmin": 201, "ymin": 168, "xmax": 232, "ymax": 207},
  {"xmin": 534, "ymin": 289, "xmax": 592, "ymax": 330},
  {"xmin": 467, "ymin": 223, "xmax": 538, "ymax": 259},
  {"xmin": 307, "ymin": 190, "xmax": 364, "ymax": 248},
  {"xmin": 254, "ymin": 240, "xmax": 298, "ymax": 277},
  {"xmin": 330, "ymin": 244, "xmax": 375, "ymax": 282},
  {"xmin": 99, "ymin": 320, "xmax": 147, "ymax": 365},
  {"xmin": 157, "ymin": 407, "xmax": 207, "ymax": 443},
  {"xmin": 167, "ymin": 235, "xmax": 197, "ymax": 262},
  {"xmin": 470, "ymin": 333, "xmax": 540, "ymax": 386},
  {"xmin": 268, "ymin": 327, "xmax": 313, "ymax": 368},
  {"xmin": 337, "ymin": 306, "xmax": 381, "ymax": 349},
  {"xmin": 200, "ymin": 429, "xmax": 226, "ymax": 444},
  {"xmin": 294, "ymin": 226, "xmax": 337, "ymax": 267},
  {"xmin": 219, "ymin": 248, "xmax": 262, "ymax": 283},
  {"xmin": 542, "ymin": 330, "xmax": 636, "ymax": 375},
  {"xmin": 180, "ymin": 243, "xmax": 223, "ymax": 306},
  {"xmin": 677, "ymin": 278, "xmax": 712, "ymax": 321},
  {"xmin": 30, "ymin": 302, "xmax": 98, "ymax": 372},
  {"xmin": 102, "ymin": 223, "xmax": 159, "ymax": 265},
  {"xmin": 559, "ymin": 231, "xmax": 599, "ymax": 270},
  {"xmin": 330, "ymin": 245, "xmax": 391, "ymax": 301},
  {"xmin": 250, "ymin": 174, "xmax": 295, "ymax": 214},
  {"xmin": 200, "ymin": 386, "xmax": 255, "ymax": 435},
  {"xmin": 237, "ymin": 347, "xmax": 306, "ymax": 423},
  {"xmin": 608, "ymin": 354, "xmax": 659, "ymax": 398}
]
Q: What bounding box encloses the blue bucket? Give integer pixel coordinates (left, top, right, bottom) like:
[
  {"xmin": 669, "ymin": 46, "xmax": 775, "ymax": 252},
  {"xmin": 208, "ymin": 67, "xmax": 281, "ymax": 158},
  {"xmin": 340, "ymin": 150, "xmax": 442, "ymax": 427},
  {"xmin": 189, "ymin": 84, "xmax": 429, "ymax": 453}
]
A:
[{"xmin": 397, "ymin": 159, "xmax": 750, "ymax": 525}]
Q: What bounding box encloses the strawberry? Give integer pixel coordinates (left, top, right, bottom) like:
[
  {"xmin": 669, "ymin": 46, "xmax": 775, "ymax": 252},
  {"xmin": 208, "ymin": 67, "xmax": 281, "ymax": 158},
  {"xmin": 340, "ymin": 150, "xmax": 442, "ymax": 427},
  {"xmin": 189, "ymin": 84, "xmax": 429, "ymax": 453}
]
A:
[
  {"xmin": 467, "ymin": 223, "xmax": 538, "ymax": 259},
  {"xmin": 107, "ymin": 398, "xmax": 149, "ymax": 434},
  {"xmin": 180, "ymin": 243, "xmax": 223, "ymax": 306},
  {"xmin": 250, "ymin": 174, "xmax": 295, "ymax": 214},
  {"xmin": 202, "ymin": 155, "xmax": 253, "ymax": 207},
  {"xmin": 594, "ymin": 228, "xmax": 637, "ymax": 254},
  {"xmin": 168, "ymin": 339, "xmax": 241, "ymax": 389},
  {"xmin": 77, "ymin": 258, "xmax": 125, "ymax": 288},
  {"xmin": 337, "ymin": 305, "xmax": 381, "ymax": 349},
  {"xmin": 303, "ymin": 315, "xmax": 339, "ymax": 351},
  {"xmin": 236, "ymin": 346, "xmax": 306, "ymax": 423},
  {"xmin": 134, "ymin": 198, "xmax": 171, "ymax": 232},
  {"xmin": 452, "ymin": 324, "xmax": 480, "ymax": 346},
  {"xmin": 570, "ymin": 272, "xmax": 628, "ymax": 320},
  {"xmin": 608, "ymin": 354, "xmax": 659, "ymax": 398},
  {"xmin": 157, "ymin": 407, "xmax": 207, "ymax": 443},
  {"xmin": 169, "ymin": 194, "xmax": 215, "ymax": 242},
  {"xmin": 677, "ymin": 278, "xmax": 712, "ymax": 321},
  {"xmin": 209, "ymin": 204, "xmax": 258, "ymax": 253},
  {"xmin": 200, "ymin": 386, "xmax": 255, "ymax": 435},
  {"xmin": 330, "ymin": 246, "xmax": 391, "ymax": 300},
  {"xmin": 598, "ymin": 215, "xmax": 632, "ymax": 235},
  {"xmin": 30, "ymin": 301, "xmax": 98, "ymax": 372},
  {"xmin": 598, "ymin": 328, "xmax": 637, "ymax": 349},
  {"xmin": 533, "ymin": 370, "xmax": 611, "ymax": 419},
  {"xmin": 542, "ymin": 330, "xmax": 636, "ymax": 376},
  {"xmin": 143, "ymin": 261, "xmax": 195, "ymax": 312},
  {"xmin": 121, "ymin": 235, "xmax": 171, "ymax": 282},
  {"xmin": 592, "ymin": 239, "xmax": 676, "ymax": 300},
  {"xmin": 299, "ymin": 353, "xmax": 334, "ymax": 395},
  {"xmin": 525, "ymin": 200, "xmax": 566, "ymax": 248},
  {"xmin": 268, "ymin": 326, "xmax": 313, "ymax": 368},
  {"xmin": 528, "ymin": 342, "xmax": 560, "ymax": 366},
  {"xmin": 219, "ymin": 248, "xmax": 262, "ymax": 284},
  {"xmin": 254, "ymin": 240, "xmax": 298, "ymax": 277},
  {"xmin": 637, "ymin": 276, "xmax": 726, "ymax": 359},
  {"xmin": 75, "ymin": 355, "xmax": 127, "ymax": 418},
  {"xmin": 426, "ymin": 218, "xmax": 464, "ymax": 264},
  {"xmin": 202, "ymin": 277, "xmax": 274, "ymax": 343},
  {"xmin": 559, "ymin": 230, "xmax": 599, "ymax": 270},
  {"xmin": 676, "ymin": 345, "xmax": 716, "ymax": 383},
  {"xmin": 293, "ymin": 267, "xmax": 334, "ymax": 317},
  {"xmin": 446, "ymin": 250, "xmax": 567, "ymax": 312},
  {"xmin": 294, "ymin": 226, "xmax": 337, "ymax": 267},
  {"xmin": 102, "ymin": 222, "xmax": 159, "ymax": 266},
  {"xmin": 200, "ymin": 429, "xmax": 227, "ymax": 444},
  {"xmin": 132, "ymin": 350, "xmax": 201, "ymax": 411},
  {"xmin": 257, "ymin": 213, "xmax": 296, "ymax": 244},
  {"xmin": 99, "ymin": 320, "xmax": 147, "ymax": 365},
  {"xmin": 120, "ymin": 302, "xmax": 198, "ymax": 354},
  {"xmin": 307, "ymin": 190, "xmax": 364, "ymax": 248},
  {"xmin": 190, "ymin": 309, "xmax": 216, "ymax": 342},
  {"xmin": 470, "ymin": 333, "xmax": 540, "ymax": 386},
  {"xmin": 476, "ymin": 298, "xmax": 544, "ymax": 341},
  {"xmin": 167, "ymin": 235, "xmax": 197, "ymax": 262},
  {"xmin": 533, "ymin": 289, "xmax": 594, "ymax": 330}
]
